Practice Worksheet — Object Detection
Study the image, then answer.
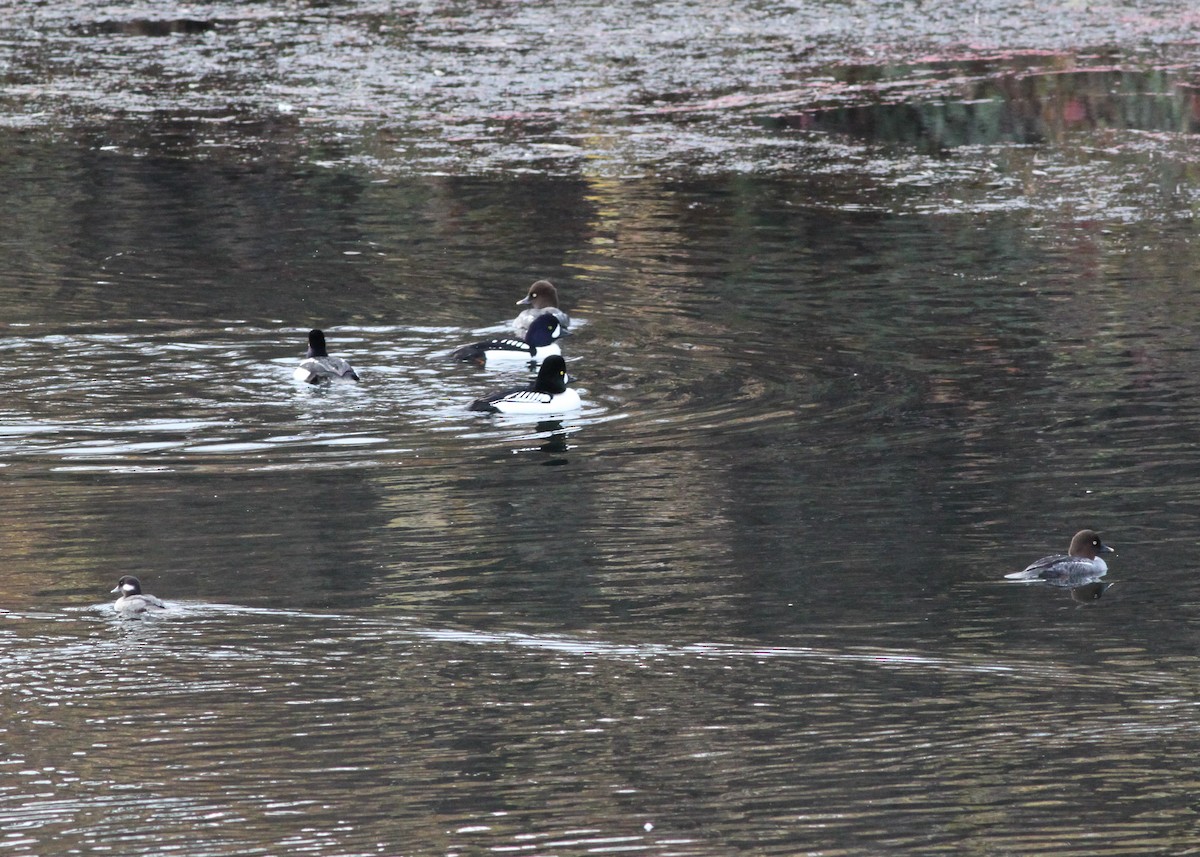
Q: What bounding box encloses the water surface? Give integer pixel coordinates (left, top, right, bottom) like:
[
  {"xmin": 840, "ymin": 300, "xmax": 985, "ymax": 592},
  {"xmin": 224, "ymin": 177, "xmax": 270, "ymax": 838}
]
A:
[{"xmin": 5, "ymin": 2, "xmax": 1200, "ymax": 855}]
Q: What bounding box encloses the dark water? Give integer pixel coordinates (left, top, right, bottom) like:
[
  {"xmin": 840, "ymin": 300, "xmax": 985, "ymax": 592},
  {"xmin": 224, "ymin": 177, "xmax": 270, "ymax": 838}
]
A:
[
  {"xmin": 6, "ymin": 2, "xmax": 1200, "ymax": 855},
  {"xmin": 6, "ymin": 142, "xmax": 1200, "ymax": 856}
]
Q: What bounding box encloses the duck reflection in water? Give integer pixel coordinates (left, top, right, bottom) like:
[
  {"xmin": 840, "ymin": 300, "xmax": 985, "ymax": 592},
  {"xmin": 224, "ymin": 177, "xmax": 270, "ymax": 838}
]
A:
[
  {"xmin": 536, "ymin": 420, "xmax": 570, "ymax": 465},
  {"xmin": 1070, "ymin": 581, "xmax": 1114, "ymax": 603},
  {"xmin": 1005, "ymin": 574, "xmax": 1116, "ymax": 605}
]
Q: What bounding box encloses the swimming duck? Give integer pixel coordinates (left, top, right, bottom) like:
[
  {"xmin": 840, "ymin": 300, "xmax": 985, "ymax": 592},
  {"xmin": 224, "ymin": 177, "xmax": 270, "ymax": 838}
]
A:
[
  {"xmin": 1005, "ymin": 529, "xmax": 1115, "ymax": 583},
  {"xmin": 469, "ymin": 354, "xmax": 581, "ymax": 415},
  {"xmin": 111, "ymin": 575, "xmax": 167, "ymax": 617},
  {"xmin": 293, "ymin": 329, "xmax": 360, "ymax": 384},
  {"xmin": 453, "ymin": 313, "xmax": 564, "ymax": 366},
  {"xmin": 513, "ymin": 280, "xmax": 570, "ymax": 338}
]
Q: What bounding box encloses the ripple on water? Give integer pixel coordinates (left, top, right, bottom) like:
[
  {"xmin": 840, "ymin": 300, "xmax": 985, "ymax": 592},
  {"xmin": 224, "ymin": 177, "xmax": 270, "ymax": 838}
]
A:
[
  {"xmin": 0, "ymin": 319, "xmax": 806, "ymax": 475},
  {"xmin": 5, "ymin": 605, "xmax": 1200, "ymax": 855}
]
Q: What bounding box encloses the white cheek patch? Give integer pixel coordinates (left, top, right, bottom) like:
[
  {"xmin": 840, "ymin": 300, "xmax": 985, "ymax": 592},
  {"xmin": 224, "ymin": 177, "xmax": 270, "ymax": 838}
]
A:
[{"xmin": 122, "ymin": 584, "xmax": 137, "ymax": 594}]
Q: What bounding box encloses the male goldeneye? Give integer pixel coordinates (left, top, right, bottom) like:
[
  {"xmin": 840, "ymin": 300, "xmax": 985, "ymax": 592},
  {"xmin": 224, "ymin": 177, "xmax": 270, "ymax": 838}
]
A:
[
  {"xmin": 111, "ymin": 575, "xmax": 167, "ymax": 617},
  {"xmin": 293, "ymin": 329, "xmax": 360, "ymax": 384},
  {"xmin": 513, "ymin": 280, "xmax": 570, "ymax": 338},
  {"xmin": 469, "ymin": 354, "xmax": 581, "ymax": 414},
  {"xmin": 453, "ymin": 313, "xmax": 564, "ymax": 366},
  {"xmin": 1005, "ymin": 529, "xmax": 1115, "ymax": 583}
]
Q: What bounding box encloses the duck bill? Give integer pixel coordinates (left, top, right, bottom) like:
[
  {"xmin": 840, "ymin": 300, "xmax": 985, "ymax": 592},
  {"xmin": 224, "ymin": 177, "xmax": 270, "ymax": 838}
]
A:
[
  {"xmin": 1100, "ymin": 543, "xmax": 1116, "ymax": 555},
  {"xmin": 516, "ymin": 296, "xmax": 532, "ymax": 306},
  {"xmin": 110, "ymin": 586, "xmax": 121, "ymax": 594}
]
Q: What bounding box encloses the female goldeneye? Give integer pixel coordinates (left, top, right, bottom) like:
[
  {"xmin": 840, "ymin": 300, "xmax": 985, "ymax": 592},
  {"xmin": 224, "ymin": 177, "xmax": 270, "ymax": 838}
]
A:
[
  {"xmin": 469, "ymin": 354, "xmax": 581, "ymax": 414},
  {"xmin": 453, "ymin": 313, "xmax": 564, "ymax": 366},
  {"xmin": 513, "ymin": 280, "xmax": 570, "ymax": 338},
  {"xmin": 111, "ymin": 575, "xmax": 167, "ymax": 617},
  {"xmin": 1005, "ymin": 529, "xmax": 1115, "ymax": 583},
  {"xmin": 293, "ymin": 329, "xmax": 360, "ymax": 384}
]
